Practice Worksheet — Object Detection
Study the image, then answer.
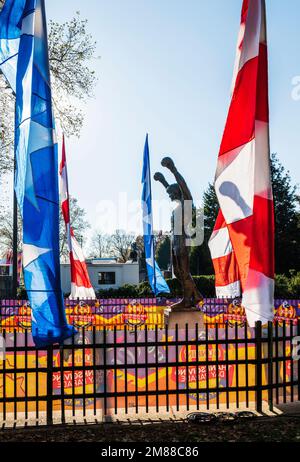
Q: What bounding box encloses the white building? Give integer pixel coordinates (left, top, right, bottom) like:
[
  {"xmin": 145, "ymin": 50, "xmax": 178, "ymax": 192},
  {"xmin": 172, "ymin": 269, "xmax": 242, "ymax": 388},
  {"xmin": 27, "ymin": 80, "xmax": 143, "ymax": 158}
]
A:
[{"xmin": 60, "ymin": 258, "xmax": 139, "ymax": 295}]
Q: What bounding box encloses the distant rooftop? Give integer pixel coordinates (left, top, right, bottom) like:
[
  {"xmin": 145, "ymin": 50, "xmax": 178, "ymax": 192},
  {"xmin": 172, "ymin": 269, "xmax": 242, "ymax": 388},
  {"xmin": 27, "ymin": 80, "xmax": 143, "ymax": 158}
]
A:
[
  {"xmin": 61, "ymin": 257, "xmax": 138, "ymax": 266},
  {"xmin": 87, "ymin": 258, "xmax": 118, "ymax": 265}
]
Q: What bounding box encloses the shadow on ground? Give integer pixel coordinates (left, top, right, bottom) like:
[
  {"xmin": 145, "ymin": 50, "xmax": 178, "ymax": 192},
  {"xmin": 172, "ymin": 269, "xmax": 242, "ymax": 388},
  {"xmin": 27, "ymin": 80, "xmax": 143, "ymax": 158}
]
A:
[{"xmin": 1, "ymin": 415, "xmax": 300, "ymax": 442}]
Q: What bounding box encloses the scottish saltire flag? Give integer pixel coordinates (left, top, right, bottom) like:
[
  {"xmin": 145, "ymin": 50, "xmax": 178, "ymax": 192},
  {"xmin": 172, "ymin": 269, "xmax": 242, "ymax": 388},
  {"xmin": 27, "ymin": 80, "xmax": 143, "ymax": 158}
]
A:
[
  {"xmin": 209, "ymin": 0, "xmax": 274, "ymax": 326},
  {"xmin": 60, "ymin": 136, "xmax": 96, "ymax": 300},
  {"xmin": 0, "ymin": 0, "xmax": 76, "ymax": 346},
  {"xmin": 0, "ymin": 0, "xmax": 25, "ymax": 91},
  {"xmin": 142, "ymin": 135, "xmax": 170, "ymax": 296}
]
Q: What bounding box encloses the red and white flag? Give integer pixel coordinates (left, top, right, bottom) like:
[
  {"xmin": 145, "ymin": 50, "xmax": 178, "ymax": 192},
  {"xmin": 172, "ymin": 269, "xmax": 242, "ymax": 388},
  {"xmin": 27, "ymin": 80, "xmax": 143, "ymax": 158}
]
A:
[
  {"xmin": 60, "ymin": 136, "xmax": 96, "ymax": 300},
  {"xmin": 209, "ymin": 0, "xmax": 274, "ymax": 325}
]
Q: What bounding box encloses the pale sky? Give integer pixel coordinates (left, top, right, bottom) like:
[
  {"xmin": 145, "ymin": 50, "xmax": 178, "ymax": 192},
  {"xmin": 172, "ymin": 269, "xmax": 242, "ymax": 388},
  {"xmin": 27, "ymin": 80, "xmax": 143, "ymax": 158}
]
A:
[{"xmin": 46, "ymin": 0, "xmax": 300, "ymax": 236}]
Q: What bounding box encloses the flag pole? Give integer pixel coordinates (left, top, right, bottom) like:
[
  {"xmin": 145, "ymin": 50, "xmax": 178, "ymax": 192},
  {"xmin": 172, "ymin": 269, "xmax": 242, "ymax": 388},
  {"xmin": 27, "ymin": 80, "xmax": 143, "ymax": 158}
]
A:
[
  {"xmin": 12, "ymin": 97, "xmax": 18, "ymax": 299},
  {"xmin": 147, "ymin": 135, "xmax": 157, "ymax": 295},
  {"xmin": 0, "ymin": 71, "xmax": 18, "ymax": 298},
  {"xmin": 12, "ymin": 162, "xmax": 18, "ymax": 298}
]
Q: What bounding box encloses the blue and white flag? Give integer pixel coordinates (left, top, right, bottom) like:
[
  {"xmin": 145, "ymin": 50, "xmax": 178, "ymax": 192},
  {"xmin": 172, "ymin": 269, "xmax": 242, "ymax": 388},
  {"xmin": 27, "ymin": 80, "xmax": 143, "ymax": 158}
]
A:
[
  {"xmin": 0, "ymin": 0, "xmax": 25, "ymax": 92},
  {"xmin": 0, "ymin": 0, "xmax": 76, "ymax": 347},
  {"xmin": 142, "ymin": 135, "xmax": 170, "ymax": 296}
]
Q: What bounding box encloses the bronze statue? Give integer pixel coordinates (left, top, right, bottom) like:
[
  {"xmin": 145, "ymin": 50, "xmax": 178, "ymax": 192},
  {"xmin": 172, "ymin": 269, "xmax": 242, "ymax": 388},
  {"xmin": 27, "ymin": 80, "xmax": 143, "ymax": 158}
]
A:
[{"xmin": 154, "ymin": 157, "xmax": 203, "ymax": 311}]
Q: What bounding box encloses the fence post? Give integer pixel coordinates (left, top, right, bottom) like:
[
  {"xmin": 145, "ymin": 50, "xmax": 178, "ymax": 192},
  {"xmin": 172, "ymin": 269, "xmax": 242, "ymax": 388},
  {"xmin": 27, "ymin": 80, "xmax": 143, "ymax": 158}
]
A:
[
  {"xmin": 255, "ymin": 321, "xmax": 263, "ymax": 413},
  {"xmin": 298, "ymin": 319, "xmax": 300, "ymax": 403},
  {"xmin": 47, "ymin": 345, "xmax": 54, "ymax": 426},
  {"xmin": 267, "ymin": 321, "xmax": 273, "ymax": 413}
]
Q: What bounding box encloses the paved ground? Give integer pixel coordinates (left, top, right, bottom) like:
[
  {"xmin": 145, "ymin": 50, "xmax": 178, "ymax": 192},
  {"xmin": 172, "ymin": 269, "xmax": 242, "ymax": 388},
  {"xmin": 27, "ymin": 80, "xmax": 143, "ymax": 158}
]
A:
[{"xmin": 1, "ymin": 405, "xmax": 300, "ymax": 443}]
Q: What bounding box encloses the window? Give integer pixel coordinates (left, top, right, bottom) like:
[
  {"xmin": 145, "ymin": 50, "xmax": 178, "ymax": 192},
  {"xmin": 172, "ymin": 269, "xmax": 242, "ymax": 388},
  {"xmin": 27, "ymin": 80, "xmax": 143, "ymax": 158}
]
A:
[
  {"xmin": 98, "ymin": 272, "xmax": 116, "ymax": 285},
  {"xmin": 0, "ymin": 266, "xmax": 9, "ymax": 276}
]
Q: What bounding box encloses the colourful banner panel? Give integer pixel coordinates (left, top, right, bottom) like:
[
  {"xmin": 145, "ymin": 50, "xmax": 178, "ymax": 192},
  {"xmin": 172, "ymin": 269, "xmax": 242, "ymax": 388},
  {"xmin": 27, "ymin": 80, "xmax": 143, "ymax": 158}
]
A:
[{"xmin": 0, "ymin": 298, "xmax": 299, "ymax": 333}]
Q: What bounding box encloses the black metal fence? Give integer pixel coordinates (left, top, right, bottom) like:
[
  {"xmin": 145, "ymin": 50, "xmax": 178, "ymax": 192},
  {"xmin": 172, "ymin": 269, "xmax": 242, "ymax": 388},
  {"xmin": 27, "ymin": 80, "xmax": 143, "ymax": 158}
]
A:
[{"xmin": 0, "ymin": 316, "xmax": 299, "ymax": 426}]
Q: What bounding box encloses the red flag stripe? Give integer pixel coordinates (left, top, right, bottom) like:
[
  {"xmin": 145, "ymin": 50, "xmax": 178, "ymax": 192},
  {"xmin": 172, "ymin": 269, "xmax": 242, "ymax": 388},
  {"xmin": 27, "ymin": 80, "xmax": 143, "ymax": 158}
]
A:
[{"xmin": 220, "ymin": 57, "xmax": 258, "ymax": 156}]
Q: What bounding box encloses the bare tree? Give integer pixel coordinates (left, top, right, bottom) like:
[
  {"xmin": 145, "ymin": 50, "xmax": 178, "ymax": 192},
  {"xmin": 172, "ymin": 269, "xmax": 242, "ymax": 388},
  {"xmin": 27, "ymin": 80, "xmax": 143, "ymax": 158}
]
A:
[
  {"xmin": 0, "ymin": 6, "xmax": 98, "ymax": 175},
  {"xmin": 48, "ymin": 12, "xmax": 98, "ymax": 137},
  {"xmin": 109, "ymin": 230, "xmax": 134, "ymax": 263},
  {"xmin": 60, "ymin": 196, "xmax": 90, "ymax": 259},
  {"xmin": 0, "ymin": 207, "xmax": 22, "ymax": 254},
  {"xmin": 0, "ymin": 195, "xmax": 89, "ymax": 259},
  {"xmin": 89, "ymin": 230, "xmax": 111, "ymax": 259}
]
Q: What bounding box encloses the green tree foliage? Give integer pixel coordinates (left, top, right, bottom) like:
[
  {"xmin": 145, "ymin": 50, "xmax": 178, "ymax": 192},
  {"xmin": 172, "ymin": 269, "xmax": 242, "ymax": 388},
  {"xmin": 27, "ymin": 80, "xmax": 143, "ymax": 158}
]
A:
[
  {"xmin": 156, "ymin": 234, "xmax": 171, "ymax": 271},
  {"xmin": 190, "ymin": 183, "xmax": 217, "ymax": 275},
  {"xmin": 271, "ymin": 153, "xmax": 300, "ymax": 274}
]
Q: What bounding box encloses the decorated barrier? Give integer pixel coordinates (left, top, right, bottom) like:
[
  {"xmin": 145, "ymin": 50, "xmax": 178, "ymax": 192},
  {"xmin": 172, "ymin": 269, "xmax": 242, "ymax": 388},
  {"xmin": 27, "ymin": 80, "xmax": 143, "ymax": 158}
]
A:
[
  {"xmin": 0, "ymin": 298, "xmax": 299, "ymax": 333},
  {"xmin": 0, "ymin": 298, "xmax": 299, "ymax": 422}
]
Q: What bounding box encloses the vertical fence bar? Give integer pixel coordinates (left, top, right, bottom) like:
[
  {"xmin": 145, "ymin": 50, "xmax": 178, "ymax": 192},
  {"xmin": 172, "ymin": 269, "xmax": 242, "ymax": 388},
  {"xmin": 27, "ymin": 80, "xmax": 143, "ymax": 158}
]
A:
[
  {"xmin": 195, "ymin": 323, "xmax": 199, "ymax": 411},
  {"xmin": 155, "ymin": 325, "xmax": 159, "ymax": 414},
  {"xmin": 35, "ymin": 344, "xmax": 39, "ymax": 422},
  {"xmin": 185, "ymin": 324, "xmax": 189, "ymax": 412},
  {"xmin": 267, "ymin": 321, "xmax": 273, "ymax": 412},
  {"xmin": 255, "ymin": 321, "xmax": 263, "ymax": 413},
  {"xmin": 235, "ymin": 322, "xmax": 239, "ymax": 409},
  {"xmin": 145, "ymin": 326, "xmax": 149, "ymax": 414},
  {"xmin": 60, "ymin": 344, "xmax": 65, "ymax": 425},
  {"xmin": 46, "ymin": 345, "xmax": 53, "ymax": 426},
  {"xmin": 245, "ymin": 322, "xmax": 249, "ymax": 408},
  {"xmin": 71, "ymin": 330, "xmax": 76, "ymax": 419},
  {"xmin": 275, "ymin": 320, "xmax": 279, "ymax": 404},
  {"xmin": 13, "ymin": 329, "xmax": 17, "ymax": 421},
  {"xmin": 25, "ymin": 329, "xmax": 28, "ymax": 421},
  {"xmin": 289, "ymin": 320, "xmax": 294, "ymax": 403},
  {"xmin": 283, "ymin": 320, "xmax": 287, "ymax": 404},
  {"xmin": 113, "ymin": 326, "xmax": 118, "ymax": 415},
  {"xmin": 225, "ymin": 321, "xmax": 229, "ymax": 409},
  {"xmin": 82, "ymin": 327, "xmax": 86, "ymax": 418},
  {"xmin": 165, "ymin": 323, "xmax": 169, "ymax": 413},
  {"xmin": 134, "ymin": 326, "xmax": 138, "ymax": 414},
  {"xmin": 3, "ymin": 329, "xmax": 6, "ymax": 423},
  {"xmin": 175, "ymin": 324, "xmax": 179, "ymax": 412},
  {"xmin": 215, "ymin": 323, "xmax": 219, "ymax": 410},
  {"xmin": 124, "ymin": 326, "xmax": 128, "ymax": 414},
  {"xmin": 103, "ymin": 326, "xmax": 107, "ymax": 417},
  {"xmin": 93, "ymin": 326, "xmax": 97, "ymax": 417},
  {"xmin": 298, "ymin": 319, "xmax": 300, "ymax": 402},
  {"xmin": 205, "ymin": 322, "xmax": 209, "ymax": 410}
]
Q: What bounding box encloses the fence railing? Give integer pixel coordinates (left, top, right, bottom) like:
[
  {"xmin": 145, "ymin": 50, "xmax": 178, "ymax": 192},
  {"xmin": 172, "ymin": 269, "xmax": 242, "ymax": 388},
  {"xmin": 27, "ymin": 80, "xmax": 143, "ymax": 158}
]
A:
[{"xmin": 0, "ymin": 316, "xmax": 299, "ymax": 426}]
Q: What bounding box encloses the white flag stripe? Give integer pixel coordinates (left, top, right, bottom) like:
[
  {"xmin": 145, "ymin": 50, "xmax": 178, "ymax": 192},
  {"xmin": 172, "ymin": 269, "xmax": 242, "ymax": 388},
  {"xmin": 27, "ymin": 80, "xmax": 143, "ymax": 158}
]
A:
[
  {"xmin": 71, "ymin": 235, "xmax": 86, "ymax": 264},
  {"xmin": 215, "ymin": 139, "xmax": 255, "ymax": 225},
  {"xmin": 209, "ymin": 226, "xmax": 233, "ymax": 260},
  {"xmin": 21, "ymin": 12, "xmax": 35, "ymax": 36},
  {"xmin": 237, "ymin": 0, "xmax": 261, "ymax": 72},
  {"xmin": 215, "ymin": 281, "xmax": 241, "ymax": 298}
]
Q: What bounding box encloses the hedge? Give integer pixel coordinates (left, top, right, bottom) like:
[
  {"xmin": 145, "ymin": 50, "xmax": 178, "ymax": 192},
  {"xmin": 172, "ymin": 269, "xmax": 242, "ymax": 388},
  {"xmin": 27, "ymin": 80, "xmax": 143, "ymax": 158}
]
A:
[
  {"xmin": 95, "ymin": 274, "xmax": 300, "ymax": 299},
  {"xmin": 13, "ymin": 273, "xmax": 300, "ymax": 300}
]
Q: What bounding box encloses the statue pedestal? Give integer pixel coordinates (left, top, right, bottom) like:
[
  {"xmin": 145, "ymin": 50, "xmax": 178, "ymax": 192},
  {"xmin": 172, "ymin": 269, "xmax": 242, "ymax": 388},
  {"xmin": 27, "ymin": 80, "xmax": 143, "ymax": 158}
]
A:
[{"xmin": 165, "ymin": 308, "xmax": 205, "ymax": 331}]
